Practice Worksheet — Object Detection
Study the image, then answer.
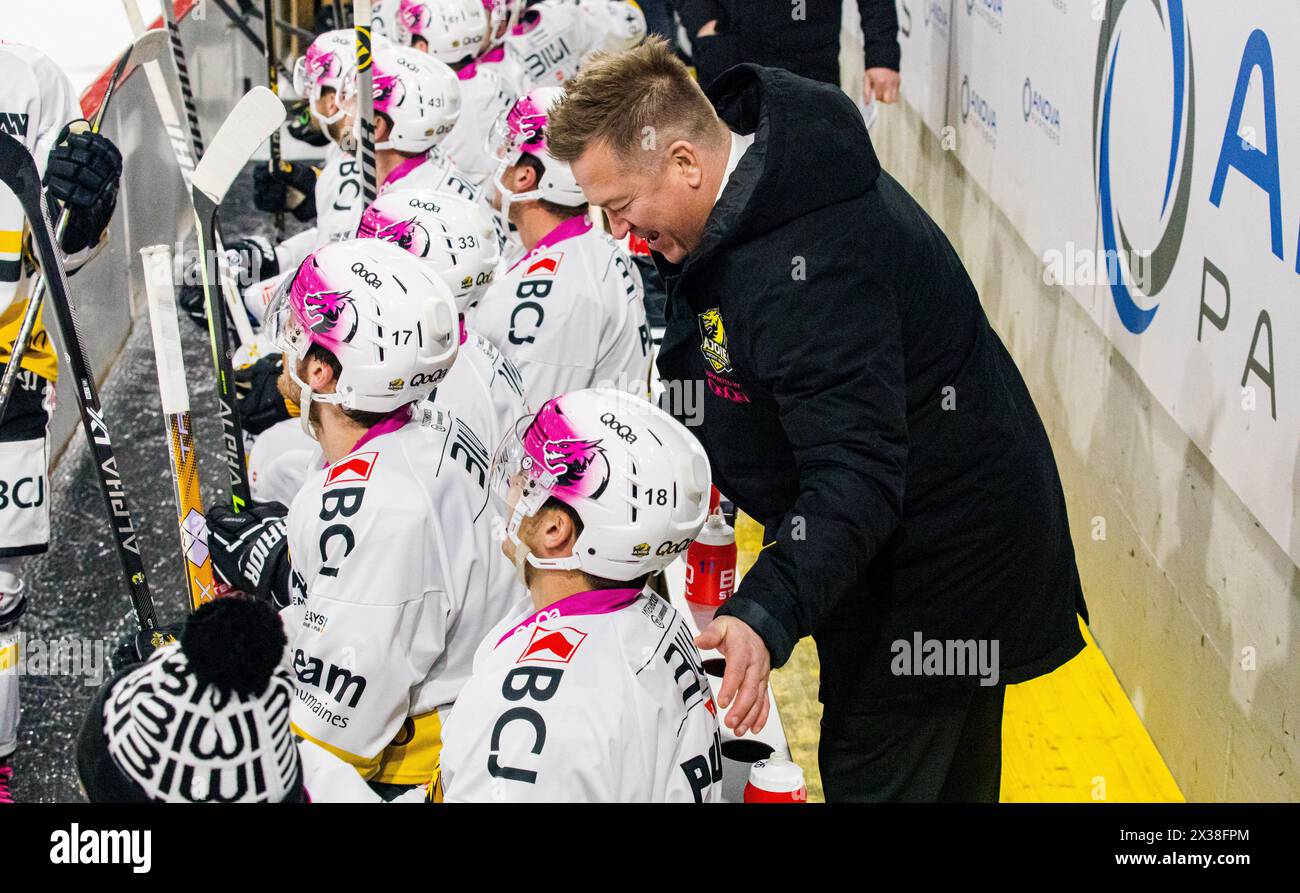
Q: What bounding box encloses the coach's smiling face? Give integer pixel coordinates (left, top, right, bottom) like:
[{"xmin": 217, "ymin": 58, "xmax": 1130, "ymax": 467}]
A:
[{"xmin": 571, "ymin": 137, "xmax": 720, "ymax": 264}]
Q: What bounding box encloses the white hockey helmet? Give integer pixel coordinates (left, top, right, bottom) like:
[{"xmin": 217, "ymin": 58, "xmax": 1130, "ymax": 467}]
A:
[
  {"xmin": 371, "ymin": 0, "xmax": 401, "ymax": 39},
  {"xmin": 266, "ymin": 240, "xmax": 459, "ymax": 434},
  {"xmin": 292, "ymin": 29, "xmax": 355, "ymax": 130},
  {"xmin": 481, "ymin": 0, "xmax": 523, "ymax": 53},
  {"xmin": 579, "ymin": 0, "xmax": 647, "ymax": 56},
  {"xmin": 489, "ymin": 388, "xmax": 712, "ymax": 581},
  {"xmin": 356, "ymin": 188, "xmax": 501, "ymax": 313},
  {"xmin": 397, "ymin": 0, "xmax": 486, "ymax": 67},
  {"xmin": 489, "ymin": 86, "xmax": 586, "ymax": 215},
  {"xmin": 340, "ymin": 43, "xmax": 462, "ymax": 153}
]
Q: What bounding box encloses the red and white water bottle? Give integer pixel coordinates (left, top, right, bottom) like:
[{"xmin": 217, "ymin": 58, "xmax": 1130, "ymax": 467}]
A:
[
  {"xmin": 685, "ymin": 509, "xmax": 736, "ymax": 614},
  {"xmin": 744, "ymin": 758, "xmax": 808, "ymax": 804}
]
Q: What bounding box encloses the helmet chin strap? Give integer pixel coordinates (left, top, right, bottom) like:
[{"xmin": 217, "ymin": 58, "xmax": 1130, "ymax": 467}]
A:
[
  {"xmin": 506, "ymin": 503, "xmax": 582, "ymax": 585},
  {"xmin": 494, "ymin": 162, "xmax": 544, "ymax": 223}
]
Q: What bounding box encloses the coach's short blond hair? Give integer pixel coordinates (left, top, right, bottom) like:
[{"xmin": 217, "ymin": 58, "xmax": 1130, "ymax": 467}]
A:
[{"xmin": 548, "ymin": 37, "xmax": 726, "ymax": 165}]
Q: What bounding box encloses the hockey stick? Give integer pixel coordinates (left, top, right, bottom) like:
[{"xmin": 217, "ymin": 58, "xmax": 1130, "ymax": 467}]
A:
[
  {"xmin": 242, "ymin": 3, "xmax": 319, "ymax": 42},
  {"xmin": 140, "ymin": 245, "xmax": 217, "ymax": 611},
  {"xmin": 209, "ymin": 0, "xmax": 294, "ymax": 78},
  {"xmin": 262, "ymin": 0, "xmax": 286, "ymax": 241},
  {"xmin": 122, "ymin": 0, "xmax": 197, "ymax": 190},
  {"xmin": 355, "ymin": 0, "xmax": 378, "ymax": 203},
  {"xmin": 0, "ymin": 134, "xmax": 160, "ymax": 631},
  {"xmin": 190, "ymin": 87, "xmax": 286, "ymax": 514},
  {"xmin": 152, "ymin": 0, "xmax": 257, "ymax": 347},
  {"xmin": 0, "ymin": 31, "xmax": 169, "ymax": 426},
  {"xmin": 160, "ymin": 0, "xmax": 205, "ymax": 159}
]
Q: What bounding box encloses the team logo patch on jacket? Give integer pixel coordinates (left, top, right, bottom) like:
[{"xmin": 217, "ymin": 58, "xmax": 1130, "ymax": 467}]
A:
[
  {"xmin": 517, "ymin": 624, "xmax": 587, "ymax": 664},
  {"xmin": 698, "ymin": 308, "xmax": 732, "ymax": 374},
  {"xmin": 325, "ymin": 451, "xmax": 379, "ymax": 486}
]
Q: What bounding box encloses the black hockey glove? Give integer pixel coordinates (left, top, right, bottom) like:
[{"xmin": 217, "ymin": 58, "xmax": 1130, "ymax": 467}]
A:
[
  {"xmin": 235, "ymin": 352, "xmax": 297, "ymax": 434},
  {"xmin": 287, "ymin": 98, "xmax": 331, "ymax": 148},
  {"xmin": 177, "ymin": 236, "xmax": 277, "ymax": 331},
  {"xmin": 207, "ymin": 502, "xmax": 292, "ymax": 608},
  {"xmin": 252, "ymin": 160, "xmax": 318, "ymax": 222},
  {"xmin": 43, "ymin": 122, "xmax": 123, "ymax": 254}
]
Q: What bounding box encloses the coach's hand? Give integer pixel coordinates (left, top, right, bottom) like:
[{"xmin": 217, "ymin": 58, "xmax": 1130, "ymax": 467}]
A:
[{"xmin": 695, "ymin": 616, "xmax": 771, "ymax": 736}]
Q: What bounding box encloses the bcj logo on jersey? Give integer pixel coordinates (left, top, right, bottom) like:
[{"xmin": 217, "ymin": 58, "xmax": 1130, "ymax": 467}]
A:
[{"xmin": 518, "ymin": 624, "xmax": 587, "ymax": 664}]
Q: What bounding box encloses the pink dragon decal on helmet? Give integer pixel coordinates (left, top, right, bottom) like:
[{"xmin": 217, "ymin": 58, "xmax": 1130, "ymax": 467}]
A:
[
  {"xmin": 357, "ymin": 205, "xmax": 434, "ymax": 258},
  {"xmin": 522, "ymin": 398, "xmax": 609, "ymax": 499},
  {"xmin": 288, "ymin": 258, "xmax": 360, "ymax": 345},
  {"xmin": 399, "ymin": 0, "xmax": 432, "ymax": 37},
  {"xmin": 377, "ymin": 217, "xmax": 432, "ymax": 257},
  {"xmin": 302, "ymin": 44, "xmax": 342, "ymax": 91},
  {"xmin": 372, "ymin": 71, "xmax": 405, "ymax": 115},
  {"xmin": 506, "ymin": 93, "xmax": 549, "ymax": 155}
]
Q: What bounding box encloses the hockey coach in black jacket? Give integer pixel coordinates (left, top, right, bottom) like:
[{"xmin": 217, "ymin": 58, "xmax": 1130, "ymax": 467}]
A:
[{"xmin": 549, "ymin": 39, "xmax": 1088, "ymax": 802}]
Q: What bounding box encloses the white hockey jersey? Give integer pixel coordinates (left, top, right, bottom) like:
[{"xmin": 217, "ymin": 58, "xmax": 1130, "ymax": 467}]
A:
[
  {"xmin": 429, "ymin": 321, "xmax": 530, "ymax": 453},
  {"xmin": 493, "ymin": 7, "xmax": 588, "ymax": 100},
  {"xmin": 283, "ymin": 406, "xmax": 522, "ymax": 785},
  {"xmin": 247, "ymin": 319, "xmax": 527, "ymax": 506},
  {"xmin": 435, "ymin": 586, "xmax": 724, "ymax": 802},
  {"xmin": 248, "ymin": 415, "xmax": 315, "ymax": 507},
  {"xmin": 438, "ymin": 64, "xmax": 515, "ymax": 188},
  {"xmin": 243, "ymin": 142, "xmax": 364, "ymax": 322},
  {"xmin": 0, "ymin": 42, "xmax": 83, "ymax": 380},
  {"xmin": 470, "ymin": 215, "xmax": 651, "ymax": 408}
]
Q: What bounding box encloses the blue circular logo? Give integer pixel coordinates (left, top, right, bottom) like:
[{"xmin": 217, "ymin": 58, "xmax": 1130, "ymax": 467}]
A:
[{"xmin": 1092, "ymin": 0, "xmax": 1195, "ymax": 334}]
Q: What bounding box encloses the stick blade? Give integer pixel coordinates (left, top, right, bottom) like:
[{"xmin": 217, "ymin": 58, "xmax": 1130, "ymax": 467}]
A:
[
  {"xmin": 139, "ymin": 245, "xmax": 190, "ymax": 416},
  {"xmin": 129, "ymin": 29, "xmax": 170, "ymax": 66},
  {"xmin": 0, "ymin": 133, "xmax": 40, "ymax": 205},
  {"xmin": 191, "ymin": 86, "xmax": 286, "ymax": 205}
]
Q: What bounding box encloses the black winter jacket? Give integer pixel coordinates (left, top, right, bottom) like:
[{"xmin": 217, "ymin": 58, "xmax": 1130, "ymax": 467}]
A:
[
  {"xmin": 654, "ymin": 66, "xmax": 1087, "ymax": 705},
  {"xmin": 676, "ymin": 0, "xmax": 901, "ymax": 88}
]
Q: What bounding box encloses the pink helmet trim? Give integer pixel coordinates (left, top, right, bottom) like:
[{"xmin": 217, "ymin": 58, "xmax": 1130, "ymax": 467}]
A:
[
  {"xmin": 398, "ymin": 0, "xmax": 433, "ymax": 38},
  {"xmin": 506, "ymin": 92, "xmax": 549, "ymax": 156},
  {"xmin": 371, "ymin": 69, "xmax": 405, "ymax": 116},
  {"xmin": 287, "ymin": 257, "xmax": 360, "ymax": 350},
  {"xmin": 522, "ymin": 398, "xmax": 610, "ymax": 501},
  {"xmin": 357, "ymin": 204, "xmax": 433, "ymax": 258},
  {"xmin": 302, "ymin": 42, "xmax": 343, "ymax": 90}
]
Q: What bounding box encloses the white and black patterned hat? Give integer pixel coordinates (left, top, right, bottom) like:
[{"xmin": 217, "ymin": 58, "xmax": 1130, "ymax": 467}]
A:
[{"xmin": 76, "ymin": 597, "xmax": 305, "ymax": 803}]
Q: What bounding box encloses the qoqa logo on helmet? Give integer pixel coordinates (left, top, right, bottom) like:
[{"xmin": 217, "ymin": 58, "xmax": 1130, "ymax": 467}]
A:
[
  {"xmin": 351, "ymin": 261, "xmax": 383, "ymax": 288},
  {"xmin": 600, "ymin": 412, "xmax": 636, "ymax": 443},
  {"xmin": 1092, "ymin": 0, "xmax": 1195, "ymax": 334}
]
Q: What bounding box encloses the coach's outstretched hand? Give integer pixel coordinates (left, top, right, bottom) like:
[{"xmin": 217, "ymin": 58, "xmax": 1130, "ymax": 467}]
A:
[{"xmin": 695, "ymin": 615, "xmax": 771, "ymax": 737}]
